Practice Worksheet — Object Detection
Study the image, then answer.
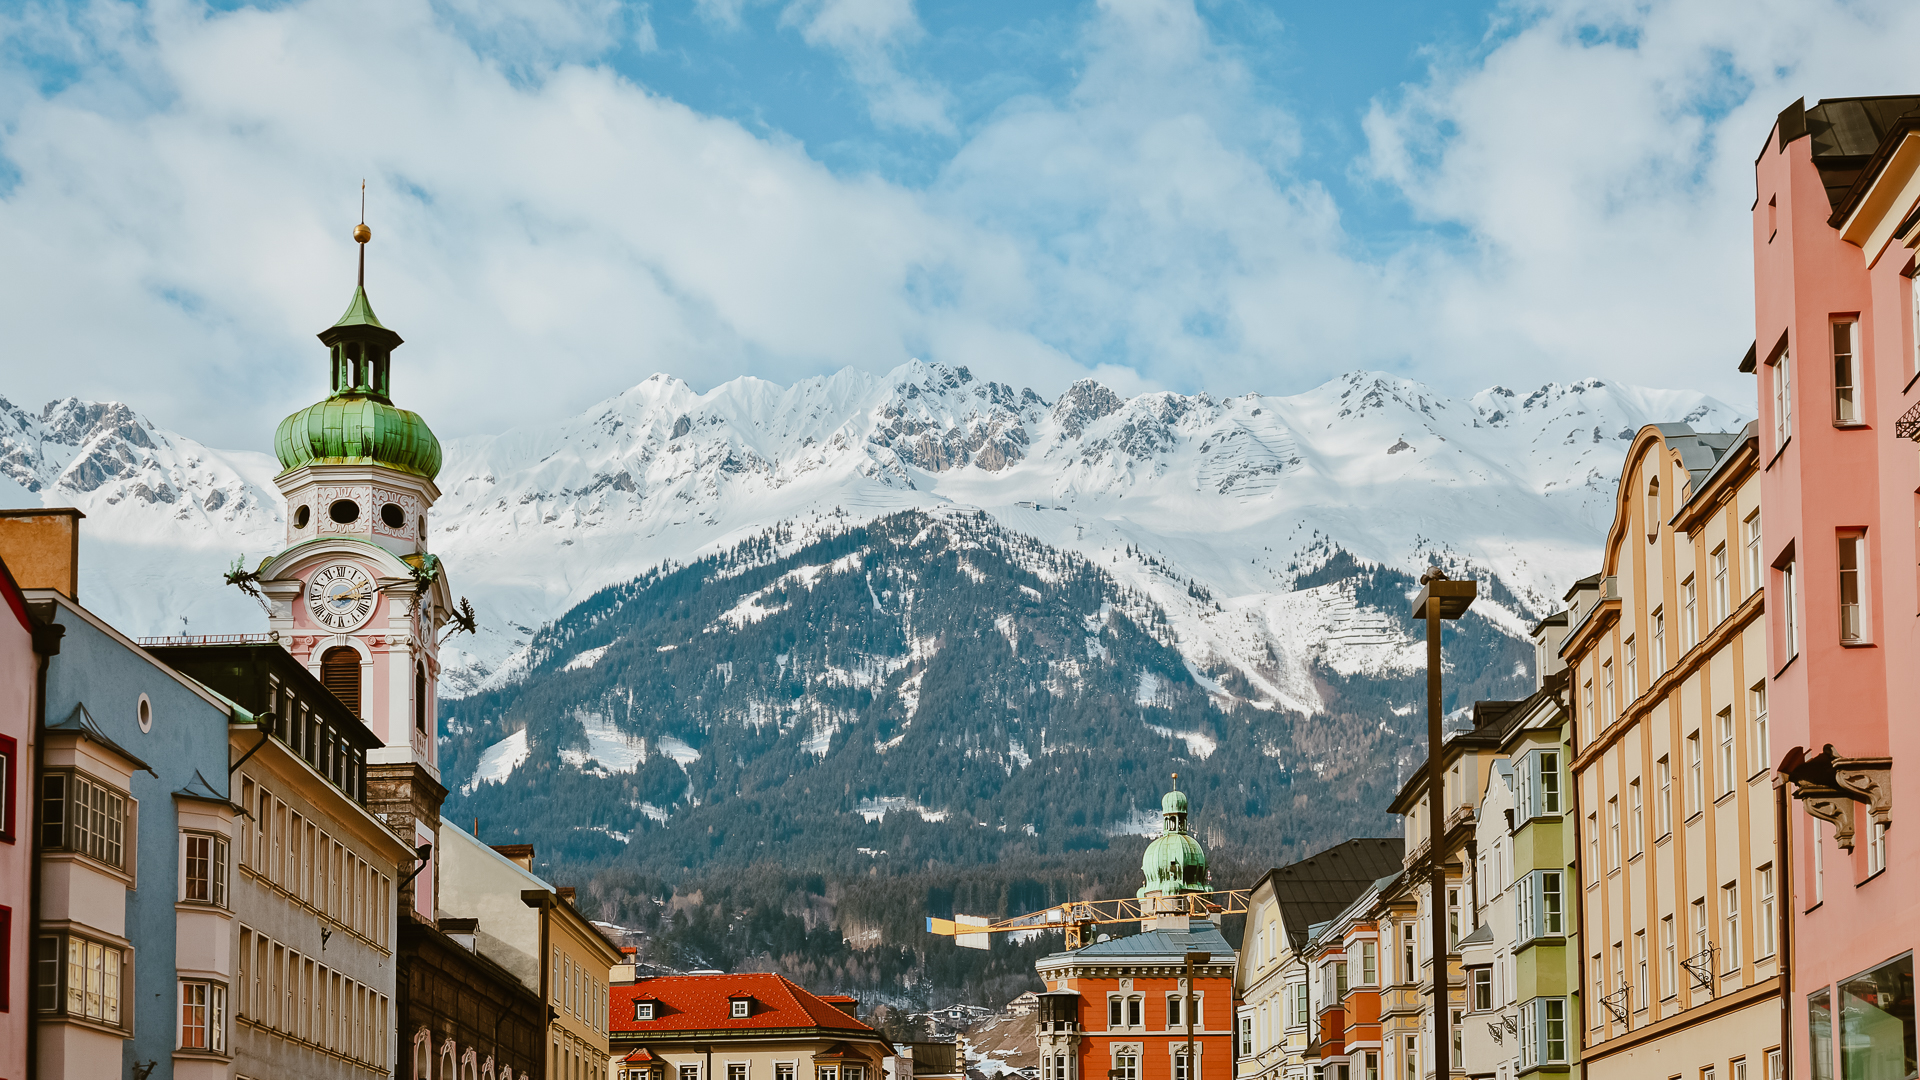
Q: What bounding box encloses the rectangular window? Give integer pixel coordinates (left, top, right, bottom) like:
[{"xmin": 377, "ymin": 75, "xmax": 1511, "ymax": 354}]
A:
[
  {"xmin": 1360, "ymin": 940, "xmax": 1377, "ymax": 985},
  {"xmin": 1113, "ymin": 1056, "xmax": 1137, "ymax": 1080},
  {"xmin": 1629, "ymin": 780, "xmax": 1644, "ymax": 856},
  {"xmin": 1365, "ymin": 1051, "xmax": 1379, "ymax": 1080},
  {"xmin": 1832, "ymin": 319, "xmax": 1861, "ymax": 424},
  {"xmin": 34, "ymin": 933, "xmax": 125, "ymax": 1026},
  {"xmin": 1518, "ymin": 998, "xmax": 1569, "ymax": 1066},
  {"xmin": 1744, "ymin": 511, "xmax": 1763, "ymax": 596},
  {"xmin": 179, "ymin": 980, "xmax": 227, "ymax": 1052},
  {"xmin": 730, "ymin": 1064, "xmax": 749, "ymax": 1080},
  {"xmin": 818, "ymin": 1068, "xmax": 838, "ymax": 1080},
  {"xmin": 1757, "ymin": 866, "xmax": 1777, "ymax": 958},
  {"xmin": 1809, "ymin": 987, "xmax": 1833, "ymax": 1080},
  {"xmin": 1448, "ymin": 889, "xmax": 1461, "ymax": 949},
  {"xmin": 1293, "ymin": 982, "xmax": 1308, "ymax": 1026},
  {"xmin": 1128, "ymin": 997, "xmax": 1142, "ymax": 1027},
  {"xmin": 1869, "ymin": 820, "xmax": 1889, "ymax": 877},
  {"xmin": 636, "ymin": 1001, "xmax": 655, "ymax": 1021},
  {"xmin": 1404, "ymin": 1037, "xmax": 1417, "ymax": 1080},
  {"xmin": 39, "ymin": 770, "xmax": 127, "ymax": 868},
  {"xmin": 1722, "ymin": 884, "xmax": 1741, "ymax": 971},
  {"xmin": 1587, "ymin": 813, "xmax": 1600, "ymax": 877},
  {"xmin": 1173, "ymin": 1054, "xmax": 1191, "ymax": 1080},
  {"xmin": 1751, "ymin": 682, "xmax": 1770, "ymax": 777},
  {"xmin": 1516, "ymin": 870, "xmax": 1565, "ymax": 940},
  {"xmin": 1167, "ymin": 995, "xmax": 1182, "ymax": 1028},
  {"xmin": 0, "ymin": 734, "xmax": 15, "ymax": 842},
  {"xmin": 1661, "ymin": 917, "xmax": 1676, "ymax": 1000},
  {"xmin": 1517, "ymin": 750, "xmax": 1561, "ymax": 819},
  {"xmin": 1603, "ymin": 660, "xmax": 1616, "ymax": 722},
  {"xmin": 1473, "ymin": 968, "xmax": 1492, "ymax": 1011},
  {"xmin": 1403, "ymin": 924, "xmax": 1416, "ymax": 982},
  {"xmin": 1608, "ymin": 798, "xmax": 1621, "ymax": 869},
  {"xmin": 1657, "ymin": 756, "xmax": 1673, "ymax": 836},
  {"xmin": 1691, "ymin": 899, "xmax": 1709, "ymax": 969},
  {"xmin": 1625, "ymin": 637, "xmax": 1639, "ymax": 701},
  {"xmin": 1687, "ymin": 733, "xmax": 1704, "ymax": 816},
  {"xmin": 1717, "ymin": 709, "xmax": 1736, "ymax": 797},
  {"xmin": 1683, "ymin": 576, "xmax": 1698, "ymax": 649},
  {"xmin": 183, "ymin": 834, "xmax": 230, "ymax": 907},
  {"xmin": 1814, "ymin": 817, "xmax": 1826, "ymax": 905},
  {"xmin": 1652, "ymin": 608, "xmax": 1667, "ymax": 673},
  {"xmin": 1239, "ymin": 1015, "xmax": 1252, "ymax": 1055},
  {"xmin": 1783, "ymin": 561, "xmax": 1800, "ymax": 658},
  {"xmin": 1838, "ymin": 534, "xmax": 1864, "ymax": 642},
  {"xmin": 1773, "ymin": 349, "xmax": 1793, "ymax": 446},
  {"xmin": 1712, "ymin": 545, "xmax": 1730, "ymax": 623},
  {"xmin": 731, "ymin": 999, "xmax": 750, "ymax": 1018},
  {"xmin": 1109, "ymin": 997, "xmax": 1122, "ymax": 1028},
  {"xmin": 1635, "ymin": 931, "xmax": 1648, "ymax": 1013}
]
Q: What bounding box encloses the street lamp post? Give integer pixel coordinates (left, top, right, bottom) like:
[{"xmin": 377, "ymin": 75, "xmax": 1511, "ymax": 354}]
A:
[{"xmin": 1413, "ymin": 567, "xmax": 1476, "ymax": 1080}]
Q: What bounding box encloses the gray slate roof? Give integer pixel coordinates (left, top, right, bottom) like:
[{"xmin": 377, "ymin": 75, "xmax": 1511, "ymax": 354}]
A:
[{"xmin": 1046, "ymin": 919, "xmax": 1235, "ymax": 962}]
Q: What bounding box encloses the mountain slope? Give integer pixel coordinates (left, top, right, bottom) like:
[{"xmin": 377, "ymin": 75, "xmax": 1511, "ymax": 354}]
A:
[{"xmin": 436, "ymin": 508, "xmax": 1531, "ymax": 874}]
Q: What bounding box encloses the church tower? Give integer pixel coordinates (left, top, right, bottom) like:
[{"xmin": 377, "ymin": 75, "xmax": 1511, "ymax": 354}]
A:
[{"xmin": 257, "ymin": 218, "xmax": 452, "ymax": 920}]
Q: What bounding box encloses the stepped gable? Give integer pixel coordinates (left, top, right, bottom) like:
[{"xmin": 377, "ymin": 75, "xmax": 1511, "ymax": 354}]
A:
[
  {"xmin": 612, "ymin": 972, "xmax": 876, "ymax": 1033},
  {"xmin": 1257, "ymin": 836, "xmax": 1406, "ymax": 951}
]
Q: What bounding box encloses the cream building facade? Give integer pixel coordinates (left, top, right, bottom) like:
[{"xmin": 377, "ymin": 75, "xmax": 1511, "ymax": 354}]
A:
[{"xmin": 1561, "ymin": 423, "xmax": 1783, "ymax": 1080}]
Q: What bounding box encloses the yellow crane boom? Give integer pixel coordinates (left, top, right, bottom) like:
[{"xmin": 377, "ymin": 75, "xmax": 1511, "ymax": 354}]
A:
[{"xmin": 926, "ymin": 889, "xmax": 1252, "ymax": 950}]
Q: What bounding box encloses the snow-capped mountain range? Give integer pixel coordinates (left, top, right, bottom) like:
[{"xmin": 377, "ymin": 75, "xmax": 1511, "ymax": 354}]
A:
[{"xmin": 0, "ymin": 364, "xmax": 1749, "ymax": 708}]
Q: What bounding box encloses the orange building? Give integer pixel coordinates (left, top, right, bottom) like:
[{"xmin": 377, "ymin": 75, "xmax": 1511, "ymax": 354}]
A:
[
  {"xmin": 1299, "ymin": 876, "xmax": 1394, "ymax": 1080},
  {"xmin": 1032, "ymin": 788, "xmax": 1239, "ymax": 1080}
]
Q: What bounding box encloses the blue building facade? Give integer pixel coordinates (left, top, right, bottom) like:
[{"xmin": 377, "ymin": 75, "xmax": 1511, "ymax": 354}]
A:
[{"xmin": 32, "ymin": 591, "xmax": 240, "ymax": 1080}]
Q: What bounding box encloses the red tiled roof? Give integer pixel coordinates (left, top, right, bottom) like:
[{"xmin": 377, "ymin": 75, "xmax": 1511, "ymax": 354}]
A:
[
  {"xmin": 623, "ymin": 1050, "xmax": 658, "ymax": 1063},
  {"xmin": 612, "ymin": 973, "xmax": 876, "ymax": 1035}
]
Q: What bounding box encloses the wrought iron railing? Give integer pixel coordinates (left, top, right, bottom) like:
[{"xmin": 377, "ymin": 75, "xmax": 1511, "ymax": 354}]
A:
[{"xmin": 1680, "ymin": 945, "xmax": 1717, "ymax": 998}]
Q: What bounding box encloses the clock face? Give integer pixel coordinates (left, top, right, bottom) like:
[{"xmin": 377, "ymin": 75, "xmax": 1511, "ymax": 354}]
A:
[{"xmin": 305, "ymin": 563, "xmax": 379, "ymax": 632}]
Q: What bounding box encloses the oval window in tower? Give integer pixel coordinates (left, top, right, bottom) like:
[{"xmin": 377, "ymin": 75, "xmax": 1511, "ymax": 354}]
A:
[
  {"xmin": 329, "ymin": 499, "xmax": 360, "ymax": 524},
  {"xmin": 381, "ymin": 503, "xmax": 405, "ymax": 529},
  {"xmin": 293, "ymin": 505, "xmax": 311, "ymax": 529}
]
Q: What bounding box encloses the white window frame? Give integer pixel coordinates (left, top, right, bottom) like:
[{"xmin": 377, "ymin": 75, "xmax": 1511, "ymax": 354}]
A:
[
  {"xmin": 731, "ymin": 998, "xmax": 751, "ymax": 1019},
  {"xmin": 1772, "ymin": 349, "xmax": 1793, "ymax": 447},
  {"xmin": 1757, "ymin": 865, "xmax": 1776, "ymax": 958},
  {"xmin": 1751, "ymin": 681, "xmax": 1770, "ymax": 778},
  {"xmin": 1712, "ymin": 544, "xmax": 1729, "ymax": 624},
  {"xmin": 1717, "ymin": 707, "xmax": 1737, "ymax": 797},
  {"xmin": 178, "ymin": 979, "xmax": 229, "ymax": 1053},
  {"xmin": 1656, "ymin": 756, "xmax": 1673, "ymax": 837},
  {"xmin": 181, "ymin": 831, "xmax": 230, "ymax": 908},
  {"xmin": 1682, "ymin": 575, "xmax": 1698, "ymax": 649},
  {"xmin": 1743, "ymin": 511, "xmax": 1763, "ymax": 597},
  {"xmin": 1832, "ymin": 318, "xmax": 1862, "ymax": 425},
  {"xmin": 1628, "ymin": 779, "xmax": 1643, "ymax": 857},
  {"xmin": 1838, "ymin": 533, "xmax": 1866, "ymax": 643}
]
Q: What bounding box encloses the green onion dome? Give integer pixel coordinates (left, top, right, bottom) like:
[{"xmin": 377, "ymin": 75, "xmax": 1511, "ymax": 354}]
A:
[
  {"xmin": 274, "ymin": 394, "xmax": 442, "ymax": 480},
  {"xmin": 275, "ymin": 279, "xmax": 442, "ymax": 480},
  {"xmin": 1139, "ymin": 784, "xmax": 1211, "ymax": 897}
]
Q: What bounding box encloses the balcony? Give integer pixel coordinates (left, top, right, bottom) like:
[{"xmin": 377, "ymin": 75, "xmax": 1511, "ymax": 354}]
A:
[{"xmin": 1036, "ymin": 1021, "xmax": 1080, "ymax": 1036}]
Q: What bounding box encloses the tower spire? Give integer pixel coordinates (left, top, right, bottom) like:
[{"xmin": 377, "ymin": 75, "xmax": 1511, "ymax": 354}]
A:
[{"xmin": 355, "ymin": 180, "xmax": 370, "ymax": 287}]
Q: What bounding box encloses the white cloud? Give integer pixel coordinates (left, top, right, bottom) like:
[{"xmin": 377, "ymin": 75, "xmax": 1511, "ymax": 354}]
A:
[
  {"xmin": 1360, "ymin": 0, "xmax": 1920, "ymax": 401},
  {"xmin": 783, "ymin": 0, "xmax": 954, "ymax": 133},
  {"xmin": 3, "ymin": 0, "xmax": 1916, "ymax": 455}
]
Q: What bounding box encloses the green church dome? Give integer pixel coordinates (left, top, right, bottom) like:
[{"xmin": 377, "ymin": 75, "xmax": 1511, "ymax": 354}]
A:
[
  {"xmin": 1139, "ymin": 783, "xmax": 1210, "ymax": 897},
  {"xmin": 274, "ymin": 259, "xmax": 442, "ymax": 481},
  {"xmin": 275, "ymin": 394, "xmax": 442, "ymax": 480}
]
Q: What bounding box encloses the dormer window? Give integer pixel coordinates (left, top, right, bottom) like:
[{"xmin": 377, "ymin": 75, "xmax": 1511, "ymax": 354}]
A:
[
  {"xmin": 635, "ymin": 1001, "xmax": 655, "ymax": 1021},
  {"xmin": 730, "ymin": 997, "xmax": 751, "ymax": 1018}
]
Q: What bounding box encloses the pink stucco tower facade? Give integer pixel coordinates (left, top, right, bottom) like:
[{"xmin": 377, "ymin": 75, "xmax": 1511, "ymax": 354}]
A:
[
  {"xmin": 256, "ymin": 225, "xmax": 456, "ymax": 924},
  {"xmin": 1751, "ymin": 96, "xmax": 1920, "ymax": 1079},
  {"xmin": 0, "ymin": 557, "xmax": 36, "ymax": 1080}
]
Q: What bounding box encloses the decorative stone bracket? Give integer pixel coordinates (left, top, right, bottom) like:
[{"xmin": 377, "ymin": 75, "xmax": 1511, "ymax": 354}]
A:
[{"xmin": 1784, "ymin": 744, "xmax": 1893, "ymax": 851}]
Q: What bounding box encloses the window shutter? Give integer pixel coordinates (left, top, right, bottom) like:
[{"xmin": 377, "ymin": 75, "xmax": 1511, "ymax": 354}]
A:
[{"xmin": 321, "ymin": 648, "xmax": 362, "ymax": 717}]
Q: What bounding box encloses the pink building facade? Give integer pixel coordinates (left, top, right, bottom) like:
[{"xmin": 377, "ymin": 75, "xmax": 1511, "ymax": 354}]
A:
[
  {"xmin": 0, "ymin": 559, "xmax": 36, "ymax": 1080},
  {"xmin": 1751, "ymin": 96, "xmax": 1920, "ymax": 1080}
]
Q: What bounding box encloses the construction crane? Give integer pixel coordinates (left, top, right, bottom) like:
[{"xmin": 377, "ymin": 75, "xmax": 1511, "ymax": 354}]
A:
[{"xmin": 926, "ymin": 889, "xmax": 1252, "ymax": 950}]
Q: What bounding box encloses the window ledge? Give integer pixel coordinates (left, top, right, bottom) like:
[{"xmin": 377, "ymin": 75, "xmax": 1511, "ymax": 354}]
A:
[
  {"xmin": 1715, "ymin": 791, "xmax": 1737, "ymax": 807},
  {"xmin": 1860, "ymin": 868, "xmax": 1888, "ymax": 886},
  {"xmin": 1765, "ymin": 436, "xmax": 1792, "ymax": 471},
  {"xmin": 1832, "ymin": 421, "xmax": 1871, "ymax": 430},
  {"xmin": 1685, "ymin": 811, "xmax": 1705, "ymax": 825},
  {"xmin": 1775, "ymin": 652, "xmax": 1799, "ymax": 679},
  {"xmin": 1840, "ymin": 639, "xmax": 1876, "ymax": 649}
]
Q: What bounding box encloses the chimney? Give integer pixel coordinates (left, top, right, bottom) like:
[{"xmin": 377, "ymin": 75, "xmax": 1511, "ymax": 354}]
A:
[
  {"xmin": 612, "ymin": 946, "xmax": 638, "ymax": 985},
  {"xmin": 0, "ymin": 508, "xmax": 83, "ymax": 599},
  {"xmin": 491, "ymin": 844, "xmax": 535, "ymax": 871},
  {"xmin": 557, "ymin": 886, "xmax": 576, "ymax": 903}
]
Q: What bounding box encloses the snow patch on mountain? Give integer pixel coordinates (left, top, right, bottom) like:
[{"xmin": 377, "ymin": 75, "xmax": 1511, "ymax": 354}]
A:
[{"xmin": 1, "ymin": 365, "xmax": 1751, "ymax": 718}]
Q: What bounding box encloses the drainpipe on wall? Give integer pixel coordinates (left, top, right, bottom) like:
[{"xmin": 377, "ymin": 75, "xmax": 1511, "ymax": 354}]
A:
[
  {"xmin": 1775, "ymin": 777, "xmax": 1793, "ymax": 1079},
  {"xmin": 25, "ymin": 604, "xmax": 65, "ymax": 1080}
]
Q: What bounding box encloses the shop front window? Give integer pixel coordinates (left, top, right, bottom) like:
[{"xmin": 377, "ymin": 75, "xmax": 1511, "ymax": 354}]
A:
[{"xmin": 1839, "ymin": 954, "xmax": 1916, "ymax": 1080}]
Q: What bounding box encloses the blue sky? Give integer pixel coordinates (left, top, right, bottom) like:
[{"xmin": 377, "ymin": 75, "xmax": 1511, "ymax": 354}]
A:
[{"xmin": 2, "ymin": 0, "xmax": 1917, "ymax": 444}]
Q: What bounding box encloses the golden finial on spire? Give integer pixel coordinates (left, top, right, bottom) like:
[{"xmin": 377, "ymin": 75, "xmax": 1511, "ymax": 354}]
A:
[{"xmin": 354, "ymin": 180, "xmax": 370, "ymax": 286}]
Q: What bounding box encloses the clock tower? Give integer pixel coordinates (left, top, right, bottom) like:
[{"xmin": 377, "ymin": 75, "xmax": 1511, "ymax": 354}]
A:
[{"xmin": 257, "ymin": 219, "xmax": 452, "ymax": 921}]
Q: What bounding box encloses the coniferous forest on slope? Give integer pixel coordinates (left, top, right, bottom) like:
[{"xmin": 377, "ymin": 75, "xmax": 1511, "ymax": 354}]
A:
[{"xmin": 439, "ymin": 510, "xmax": 1531, "ymax": 1009}]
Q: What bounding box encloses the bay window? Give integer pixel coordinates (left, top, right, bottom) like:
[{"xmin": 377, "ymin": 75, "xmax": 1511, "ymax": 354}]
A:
[
  {"xmin": 39, "ymin": 769, "xmax": 128, "ymax": 868},
  {"xmin": 183, "ymin": 833, "xmax": 230, "ymax": 907},
  {"xmin": 34, "ymin": 933, "xmax": 126, "ymax": 1027},
  {"xmin": 179, "ymin": 979, "xmax": 228, "ymax": 1053},
  {"xmin": 1518, "ymin": 998, "xmax": 1568, "ymax": 1067}
]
